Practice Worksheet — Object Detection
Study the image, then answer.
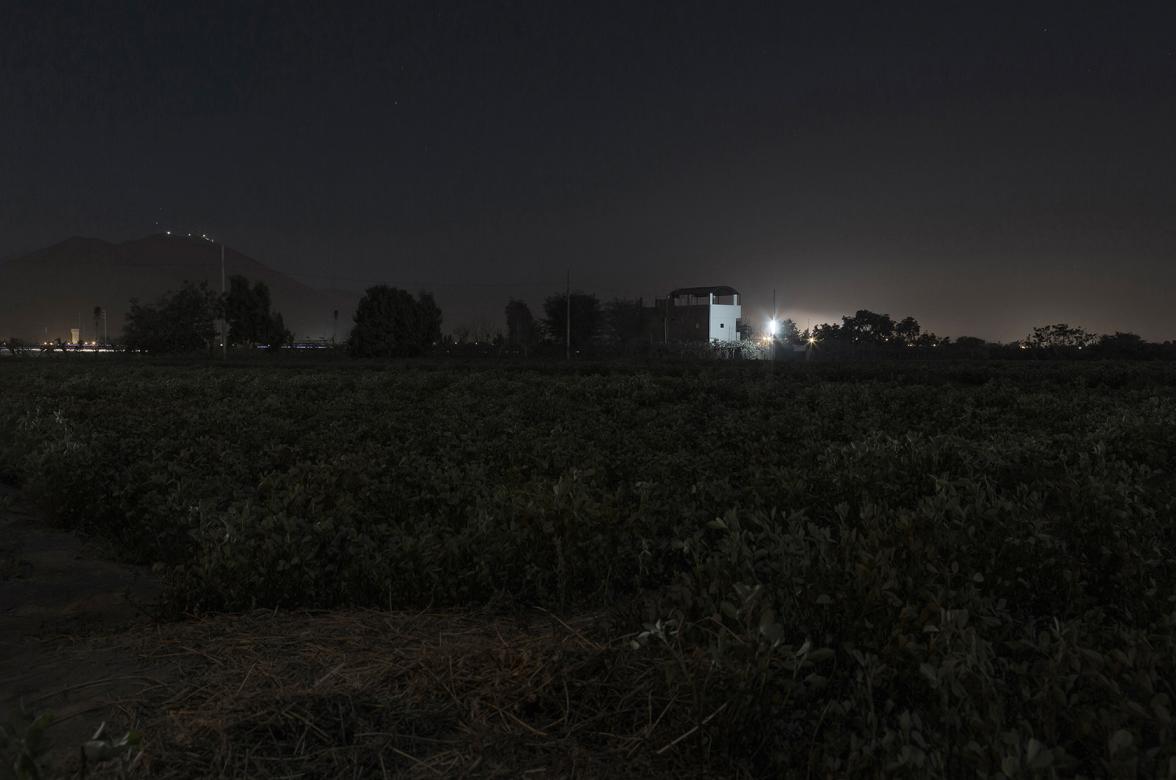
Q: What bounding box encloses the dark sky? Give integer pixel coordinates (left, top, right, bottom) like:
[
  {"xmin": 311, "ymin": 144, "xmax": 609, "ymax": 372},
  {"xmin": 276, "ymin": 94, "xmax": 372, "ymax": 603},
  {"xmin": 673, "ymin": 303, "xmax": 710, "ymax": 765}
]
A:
[{"xmin": 2, "ymin": 1, "xmax": 1174, "ymax": 340}]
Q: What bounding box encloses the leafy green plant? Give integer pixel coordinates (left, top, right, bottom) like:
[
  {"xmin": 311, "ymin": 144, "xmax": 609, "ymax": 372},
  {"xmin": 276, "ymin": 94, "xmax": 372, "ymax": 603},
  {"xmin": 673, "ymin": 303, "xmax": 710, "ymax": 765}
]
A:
[
  {"xmin": 0, "ymin": 360, "xmax": 1174, "ymax": 775},
  {"xmin": 0, "ymin": 710, "xmax": 52, "ymax": 780}
]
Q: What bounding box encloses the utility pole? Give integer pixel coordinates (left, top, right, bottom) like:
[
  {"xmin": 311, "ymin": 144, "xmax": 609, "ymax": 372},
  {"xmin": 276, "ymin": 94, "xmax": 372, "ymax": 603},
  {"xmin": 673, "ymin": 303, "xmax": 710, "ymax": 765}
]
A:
[
  {"xmin": 565, "ymin": 270, "xmax": 571, "ymax": 361},
  {"xmin": 220, "ymin": 242, "xmax": 227, "ymax": 359}
]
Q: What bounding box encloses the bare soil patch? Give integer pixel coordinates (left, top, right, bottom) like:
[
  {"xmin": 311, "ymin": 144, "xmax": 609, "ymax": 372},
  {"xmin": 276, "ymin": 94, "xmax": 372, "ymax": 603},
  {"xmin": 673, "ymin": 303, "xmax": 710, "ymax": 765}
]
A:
[{"xmin": 0, "ymin": 483, "xmax": 166, "ymax": 775}]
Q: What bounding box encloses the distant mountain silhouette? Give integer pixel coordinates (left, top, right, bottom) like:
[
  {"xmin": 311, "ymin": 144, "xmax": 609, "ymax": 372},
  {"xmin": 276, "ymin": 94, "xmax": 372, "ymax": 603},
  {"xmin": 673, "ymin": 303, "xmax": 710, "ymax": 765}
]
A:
[{"xmin": 0, "ymin": 234, "xmax": 358, "ymax": 343}]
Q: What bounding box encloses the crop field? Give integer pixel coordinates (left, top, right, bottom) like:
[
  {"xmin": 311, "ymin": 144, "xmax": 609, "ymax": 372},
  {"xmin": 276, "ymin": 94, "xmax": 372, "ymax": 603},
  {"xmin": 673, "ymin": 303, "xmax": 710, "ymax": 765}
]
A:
[{"xmin": 2, "ymin": 359, "xmax": 1176, "ymax": 777}]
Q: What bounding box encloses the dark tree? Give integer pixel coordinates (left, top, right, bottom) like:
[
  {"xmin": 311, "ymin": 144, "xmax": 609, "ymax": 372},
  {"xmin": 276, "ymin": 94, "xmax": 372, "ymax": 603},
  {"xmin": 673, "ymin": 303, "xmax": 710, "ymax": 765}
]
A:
[
  {"xmin": 948, "ymin": 336, "xmax": 989, "ymax": 358},
  {"xmin": 812, "ymin": 322, "xmax": 842, "ymax": 341},
  {"xmin": 348, "ymin": 285, "xmax": 443, "ymax": 357},
  {"xmin": 812, "ymin": 312, "xmax": 943, "ymax": 352},
  {"xmin": 417, "ymin": 291, "xmax": 443, "ymax": 347},
  {"xmin": 543, "ymin": 292, "xmax": 601, "ymax": 351},
  {"xmin": 504, "ymin": 299, "xmax": 537, "ymax": 354},
  {"xmin": 840, "ymin": 310, "xmax": 897, "ymax": 344},
  {"xmin": 225, "ymin": 275, "xmax": 291, "ymax": 348},
  {"xmin": 123, "ymin": 281, "xmax": 221, "ymax": 353},
  {"xmin": 1026, "ymin": 323, "xmax": 1096, "ymax": 350},
  {"xmin": 777, "ymin": 317, "xmax": 801, "ymax": 344},
  {"xmin": 224, "ymin": 275, "xmax": 263, "ymax": 345},
  {"xmin": 266, "ymin": 312, "xmax": 292, "ymax": 350},
  {"xmin": 603, "ymin": 298, "xmax": 646, "ymax": 346},
  {"xmin": 895, "ymin": 316, "xmax": 921, "ymax": 346},
  {"xmin": 1095, "ymin": 331, "xmax": 1149, "ymax": 358},
  {"xmin": 92, "ymin": 306, "xmax": 103, "ymax": 343}
]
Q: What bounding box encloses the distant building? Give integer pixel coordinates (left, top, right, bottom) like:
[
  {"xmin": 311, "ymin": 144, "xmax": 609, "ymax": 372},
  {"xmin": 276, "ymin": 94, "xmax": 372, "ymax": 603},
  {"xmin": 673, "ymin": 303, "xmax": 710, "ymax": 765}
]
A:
[{"xmin": 653, "ymin": 285, "xmax": 743, "ymax": 343}]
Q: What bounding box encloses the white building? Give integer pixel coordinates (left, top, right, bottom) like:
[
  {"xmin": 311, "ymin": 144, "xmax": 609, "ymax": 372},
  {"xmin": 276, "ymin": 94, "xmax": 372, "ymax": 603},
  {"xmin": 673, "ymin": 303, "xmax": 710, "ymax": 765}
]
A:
[{"xmin": 661, "ymin": 286, "xmax": 742, "ymax": 343}]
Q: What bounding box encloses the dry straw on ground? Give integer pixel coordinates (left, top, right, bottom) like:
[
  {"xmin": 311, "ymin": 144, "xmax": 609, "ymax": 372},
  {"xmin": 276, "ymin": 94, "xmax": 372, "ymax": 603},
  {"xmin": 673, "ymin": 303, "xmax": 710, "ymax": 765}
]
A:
[{"xmin": 79, "ymin": 608, "xmax": 713, "ymax": 779}]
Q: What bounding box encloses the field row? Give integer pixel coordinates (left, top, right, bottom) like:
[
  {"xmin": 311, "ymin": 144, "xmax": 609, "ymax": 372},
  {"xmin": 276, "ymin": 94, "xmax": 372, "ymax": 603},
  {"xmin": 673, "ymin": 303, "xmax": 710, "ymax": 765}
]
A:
[{"xmin": 2, "ymin": 359, "xmax": 1175, "ymax": 775}]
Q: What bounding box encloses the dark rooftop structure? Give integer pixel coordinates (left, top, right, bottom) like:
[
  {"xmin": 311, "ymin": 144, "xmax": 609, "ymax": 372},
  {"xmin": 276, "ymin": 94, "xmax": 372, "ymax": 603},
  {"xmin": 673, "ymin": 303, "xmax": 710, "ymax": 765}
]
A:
[{"xmin": 655, "ymin": 285, "xmax": 743, "ymax": 343}]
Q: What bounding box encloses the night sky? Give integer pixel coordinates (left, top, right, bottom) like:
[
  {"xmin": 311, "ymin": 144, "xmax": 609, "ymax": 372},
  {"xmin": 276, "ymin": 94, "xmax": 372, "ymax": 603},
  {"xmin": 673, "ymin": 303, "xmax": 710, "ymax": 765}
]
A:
[{"xmin": 2, "ymin": 1, "xmax": 1174, "ymax": 340}]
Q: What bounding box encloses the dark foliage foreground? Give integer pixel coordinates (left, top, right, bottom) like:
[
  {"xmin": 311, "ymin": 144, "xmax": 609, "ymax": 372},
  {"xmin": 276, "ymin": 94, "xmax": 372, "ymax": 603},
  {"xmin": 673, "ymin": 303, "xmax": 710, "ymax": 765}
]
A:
[{"xmin": 2, "ymin": 360, "xmax": 1175, "ymax": 776}]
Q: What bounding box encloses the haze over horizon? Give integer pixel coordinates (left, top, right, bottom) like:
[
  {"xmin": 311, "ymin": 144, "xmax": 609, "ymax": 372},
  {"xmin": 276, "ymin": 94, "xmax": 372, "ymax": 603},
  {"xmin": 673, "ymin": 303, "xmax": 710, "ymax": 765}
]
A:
[{"xmin": 2, "ymin": 2, "xmax": 1173, "ymax": 342}]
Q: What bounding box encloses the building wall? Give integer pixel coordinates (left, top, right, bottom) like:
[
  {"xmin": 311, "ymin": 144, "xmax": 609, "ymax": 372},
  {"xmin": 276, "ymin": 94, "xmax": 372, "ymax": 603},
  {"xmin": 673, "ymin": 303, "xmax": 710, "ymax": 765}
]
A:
[
  {"xmin": 709, "ymin": 303, "xmax": 740, "ymax": 342},
  {"xmin": 650, "ymin": 292, "xmax": 744, "ymax": 343},
  {"xmin": 666, "ymin": 305, "xmax": 710, "ymax": 341}
]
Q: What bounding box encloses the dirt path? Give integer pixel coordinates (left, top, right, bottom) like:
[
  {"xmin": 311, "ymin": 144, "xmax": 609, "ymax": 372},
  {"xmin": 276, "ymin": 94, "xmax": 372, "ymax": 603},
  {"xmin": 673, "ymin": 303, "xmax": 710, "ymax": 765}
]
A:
[{"xmin": 0, "ymin": 482, "xmax": 167, "ymax": 774}]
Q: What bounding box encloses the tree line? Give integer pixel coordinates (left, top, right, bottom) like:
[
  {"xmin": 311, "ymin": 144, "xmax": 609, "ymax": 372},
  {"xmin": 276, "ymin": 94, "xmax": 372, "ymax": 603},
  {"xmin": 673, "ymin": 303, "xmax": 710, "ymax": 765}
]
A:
[
  {"xmin": 122, "ymin": 277, "xmax": 291, "ymax": 353},
  {"xmin": 791, "ymin": 311, "xmax": 1175, "ymax": 360},
  {"xmin": 478, "ymin": 299, "xmax": 1176, "ymax": 361},
  {"xmin": 349, "ymin": 289, "xmax": 647, "ymax": 358},
  {"xmin": 8, "ymin": 279, "xmax": 1173, "ymax": 361},
  {"xmin": 498, "ymin": 294, "xmax": 648, "ymax": 355},
  {"xmin": 113, "ymin": 281, "xmax": 442, "ymax": 357}
]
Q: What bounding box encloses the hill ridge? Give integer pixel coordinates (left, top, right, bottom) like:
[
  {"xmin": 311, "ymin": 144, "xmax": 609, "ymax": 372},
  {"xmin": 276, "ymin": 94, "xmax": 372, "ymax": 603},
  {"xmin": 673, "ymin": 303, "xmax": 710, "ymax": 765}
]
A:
[{"xmin": 0, "ymin": 234, "xmax": 357, "ymax": 342}]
